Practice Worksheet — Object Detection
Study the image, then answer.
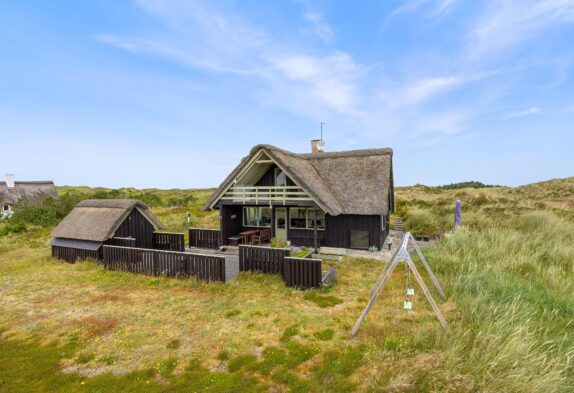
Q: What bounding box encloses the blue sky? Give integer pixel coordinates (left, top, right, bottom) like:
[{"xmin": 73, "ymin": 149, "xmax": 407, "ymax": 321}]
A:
[{"xmin": 1, "ymin": 0, "xmax": 573, "ymax": 188}]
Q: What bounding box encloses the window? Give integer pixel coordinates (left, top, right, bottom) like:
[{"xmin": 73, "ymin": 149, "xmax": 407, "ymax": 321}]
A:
[
  {"xmin": 243, "ymin": 207, "xmax": 271, "ymax": 227},
  {"xmin": 307, "ymin": 210, "xmax": 325, "ymax": 229},
  {"xmin": 289, "ymin": 208, "xmax": 325, "ymax": 230},
  {"xmin": 2, "ymin": 204, "xmax": 10, "ymax": 212},
  {"xmin": 275, "ymin": 168, "xmax": 287, "ymax": 186},
  {"xmin": 350, "ymin": 230, "xmax": 369, "ymax": 249},
  {"xmin": 289, "ymin": 208, "xmax": 307, "ymax": 229}
]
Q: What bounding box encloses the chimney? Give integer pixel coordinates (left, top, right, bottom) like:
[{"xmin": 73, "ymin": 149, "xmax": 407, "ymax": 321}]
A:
[
  {"xmin": 5, "ymin": 174, "xmax": 15, "ymax": 188},
  {"xmin": 310, "ymin": 139, "xmax": 325, "ymax": 153}
]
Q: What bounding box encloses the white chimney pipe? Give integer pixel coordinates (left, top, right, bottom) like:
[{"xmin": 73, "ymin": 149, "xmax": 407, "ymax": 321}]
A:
[
  {"xmin": 5, "ymin": 174, "xmax": 15, "ymax": 188},
  {"xmin": 310, "ymin": 139, "xmax": 326, "ymax": 153}
]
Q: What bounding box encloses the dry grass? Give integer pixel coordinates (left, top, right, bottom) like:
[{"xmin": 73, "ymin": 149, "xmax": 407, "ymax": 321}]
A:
[
  {"xmin": 1, "ymin": 178, "xmax": 574, "ymax": 391},
  {"xmin": 0, "ymin": 238, "xmax": 448, "ymax": 389}
]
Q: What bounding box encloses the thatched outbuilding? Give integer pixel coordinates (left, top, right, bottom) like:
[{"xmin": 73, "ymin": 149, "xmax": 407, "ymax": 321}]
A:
[
  {"xmin": 51, "ymin": 199, "xmax": 164, "ymax": 262},
  {"xmin": 204, "ymin": 142, "xmax": 395, "ymax": 250},
  {"xmin": 0, "ymin": 174, "xmax": 57, "ymax": 216}
]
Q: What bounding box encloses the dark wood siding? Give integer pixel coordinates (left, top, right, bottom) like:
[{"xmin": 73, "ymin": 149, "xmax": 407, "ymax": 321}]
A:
[
  {"xmin": 324, "ymin": 214, "xmax": 382, "ymax": 249},
  {"xmin": 52, "ymin": 245, "xmax": 101, "ymax": 263},
  {"xmin": 113, "ymin": 208, "xmax": 155, "ymax": 249},
  {"xmin": 219, "ymin": 205, "xmax": 385, "ymax": 249},
  {"xmin": 254, "ymin": 165, "xmax": 295, "ymax": 186},
  {"xmin": 221, "ymin": 205, "xmax": 243, "ymax": 245},
  {"xmin": 287, "ymin": 227, "xmax": 326, "ymax": 247}
]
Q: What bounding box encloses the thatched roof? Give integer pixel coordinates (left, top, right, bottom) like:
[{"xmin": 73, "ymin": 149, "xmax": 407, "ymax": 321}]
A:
[
  {"xmin": 0, "ymin": 181, "xmax": 57, "ymax": 205},
  {"xmin": 51, "ymin": 199, "xmax": 164, "ymax": 242},
  {"xmin": 205, "ymin": 144, "xmax": 394, "ymax": 216}
]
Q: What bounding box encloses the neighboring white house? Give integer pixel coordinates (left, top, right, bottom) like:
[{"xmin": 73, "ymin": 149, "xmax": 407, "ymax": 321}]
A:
[{"xmin": 0, "ymin": 174, "xmax": 57, "ymax": 218}]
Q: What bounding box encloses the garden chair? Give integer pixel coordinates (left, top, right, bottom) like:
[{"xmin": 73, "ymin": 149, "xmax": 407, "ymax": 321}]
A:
[{"xmin": 252, "ymin": 228, "xmax": 271, "ymax": 245}]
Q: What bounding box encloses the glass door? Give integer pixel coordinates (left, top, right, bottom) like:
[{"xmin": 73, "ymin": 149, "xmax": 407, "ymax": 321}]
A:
[{"xmin": 275, "ymin": 207, "xmax": 287, "ymax": 243}]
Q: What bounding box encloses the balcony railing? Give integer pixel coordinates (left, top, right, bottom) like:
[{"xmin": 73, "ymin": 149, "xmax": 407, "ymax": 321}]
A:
[{"xmin": 221, "ymin": 186, "xmax": 313, "ymax": 205}]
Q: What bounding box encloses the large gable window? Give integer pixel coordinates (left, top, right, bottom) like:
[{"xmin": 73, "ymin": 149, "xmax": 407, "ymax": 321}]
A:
[
  {"xmin": 275, "ymin": 168, "xmax": 287, "ymax": 186},
  {"xmin": 289, "ymin": 208, "xmax": 325, "ymax": 230},
  {"xmin": 243, "ymin": 207, "xmax": 271, "ymax": 227}
]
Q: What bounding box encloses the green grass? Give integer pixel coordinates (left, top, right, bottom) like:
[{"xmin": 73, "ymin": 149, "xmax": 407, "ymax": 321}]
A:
[
  {"xmin": 313, "ymin": 328, "xmax": 335, "ymax": 341},
  {"xmin": 303, "ymin": 291, "xmax": 344, "ymax": 308},
  {"xmin": 1, "ymin": 179, "xmax": 574, "ymax": 391}
]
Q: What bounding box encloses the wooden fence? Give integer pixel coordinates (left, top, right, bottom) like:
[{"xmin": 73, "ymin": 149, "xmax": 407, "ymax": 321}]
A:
[
  {"xmin": 189, "ymin": 228, "xmax": 221, "ymax": 249},
  {"xmin": 239, "ymin": 245, "xmax": 322, "ymax": 289},
  {"xmin": 239, "ymin": 244, "xmax": 290, "ymax": 274},
  {"xmin": 153, "ymin": 232, "xmax": 185, "ymax": 252},
  {"xmin": 102, "ymin": 245, "xmax": 225, "ymax": 282},
  {"xmin": 108, "ymin": 237, "xmax": 137, "ymax": 248},
  {"xmin": 52, "ymin": 245, "xmax": 100, "ymax": 263},
  {"xmin": 283, "ymin": 257, "xmax": 322, "ymax": 289}
]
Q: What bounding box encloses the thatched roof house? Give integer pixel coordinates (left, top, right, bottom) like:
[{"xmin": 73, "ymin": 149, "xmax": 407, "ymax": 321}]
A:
[
  {"xmin": 204, "ymin": 142, "xmax": 394, "ymax": 250},
  {"xmin": 0, "ymin": 174, "xmax": 57, "ymax": 215},
  {"xmin": 51, "ymin": 199, "xmax": 164, "ymax": 262}
]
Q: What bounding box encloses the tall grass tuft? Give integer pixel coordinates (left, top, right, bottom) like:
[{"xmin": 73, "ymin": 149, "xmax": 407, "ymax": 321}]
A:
[{"xmin": 418, "ymin": 211, "xmax": 574, "ymax": 392}]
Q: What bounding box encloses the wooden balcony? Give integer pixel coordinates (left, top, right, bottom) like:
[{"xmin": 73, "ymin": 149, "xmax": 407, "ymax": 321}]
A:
[{"xmin": 220, "ymin": 186, "xmax": 313, "ymax": 205}]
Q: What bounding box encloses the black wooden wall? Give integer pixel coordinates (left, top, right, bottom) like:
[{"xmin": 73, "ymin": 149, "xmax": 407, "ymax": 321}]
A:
[
  {"xmin": 221, "ymin": 205, "xmax": 243, "ymax": 244},
  {"xmin": 113, "ymin": 208, "xmax": 155, "ymax": 249},
  {"xmin": 219, "ymin": 203, "xmax": 385, "ymax": 250},
  {"xmin": 324, "ymin": 214, "xmax": 382, "ymax": 250}
]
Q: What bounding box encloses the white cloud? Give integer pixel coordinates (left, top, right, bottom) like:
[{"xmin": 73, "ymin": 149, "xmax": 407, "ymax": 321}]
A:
[
  {"xmin": 266, "ymin": 52, "xmax": 362, "ymax": 116},
  {"xmin": 97, "ymin": 1, "xmax": 365, "ymax": 121},
  {"xmin": 468, "ymin": 0, "xmax": 574, "ymax": 60},
  {"xmin": 399, "ymin": 76, "xmax": 463, "ymax": 105},
  {"xmin": 303, "ymin": 12, "xmax": 334, "ymax": 44},
  {"xmin": 507, "ymin": 106, "xmax": 541, "ymax": 119},
  {"xmin": 389, "ymin": 0, "xmax": 457, "ymax": 19},
  {"xmin": 95, "ymin": 0, "xmax": 526, "ymax": 139}
]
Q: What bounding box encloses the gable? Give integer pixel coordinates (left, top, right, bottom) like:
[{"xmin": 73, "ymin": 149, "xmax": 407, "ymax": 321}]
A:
[
  {"xmin": 52, "ymin": 200, "xmax": 164, "ymax": 242},
  {"xmin": 204, "ymin": 144, "xmax": 394, "ymax": 216},
  {"xmin": 254, "ymin": 165, "xmax": 296, "ymax": 187}
]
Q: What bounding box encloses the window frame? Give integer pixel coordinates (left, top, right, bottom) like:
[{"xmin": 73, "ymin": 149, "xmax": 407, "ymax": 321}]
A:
[
  {"xmin": 288, "ymin": 208, "xmax": 325, "ymax": 231},
  {"xmin": 350, "ymin": 229, "xmax": 370, "ymax": 249},
  {"xmin": 274, "ymin": 167, "xmax": 287, "ymax": 186},
  {"xmin": 242, "ymin": 207, "xmax": 272, "ymax": 228}
]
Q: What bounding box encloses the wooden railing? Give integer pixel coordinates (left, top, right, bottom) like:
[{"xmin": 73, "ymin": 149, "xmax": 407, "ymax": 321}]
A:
[
  {"xmin": 239, "ymin": 244, "xmax": 290, "ymax": 274},
  {"xmin": 153, "ymin": 232, "xmax": 185, "ymax": 252},
  {"xmin": 189, "ymin": 228, "xmax": 221, "ymax": 249},
  {"xmin": 102, "ymin": 245, "xmax": 225, "ymax": 282},
  {"xmin": 220, "ymin": 186, "xmax": 313, "ymax": 204},
  {"xmin": 283, "ymin": 257, "xmax": 322, "ymax": 289}
]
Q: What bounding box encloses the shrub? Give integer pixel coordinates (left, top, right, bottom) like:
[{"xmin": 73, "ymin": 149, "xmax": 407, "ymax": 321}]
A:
[
  {"xmin": 0, "ymin": 222, "xmax": 27, "ymax": 236},
  {"xmin": 404, "ymin": 209, "xmax": 440, "ymax": 236}
]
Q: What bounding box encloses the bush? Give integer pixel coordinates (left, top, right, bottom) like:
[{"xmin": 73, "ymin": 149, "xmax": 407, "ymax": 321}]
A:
[
  {"xmin": 0, "ymin": 222, "xmax": 27, "ymax": 236},
  {"xmin": 11, "ymin": 193, "xmax": 85, "ymax": 227},
  {"xmin": 404, "ymin": 209, "xmax": 440, "ymax": 237}
]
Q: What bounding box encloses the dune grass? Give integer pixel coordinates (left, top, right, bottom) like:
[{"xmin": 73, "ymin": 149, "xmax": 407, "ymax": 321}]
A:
[{"xmin": 1, "ymin": 178, "xmax": 573, "ymax": 391}]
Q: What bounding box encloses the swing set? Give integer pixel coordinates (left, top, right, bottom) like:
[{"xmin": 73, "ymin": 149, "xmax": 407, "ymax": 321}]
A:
[{"xmin": 351, "ymin": 232, "xmax": 449, "ymax": 337}]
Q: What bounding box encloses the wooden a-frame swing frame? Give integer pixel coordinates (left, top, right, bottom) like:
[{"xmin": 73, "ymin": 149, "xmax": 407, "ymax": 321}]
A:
[{"xmin": 351, "ymin": 232, "xmax": 449, "ymax": 337}]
